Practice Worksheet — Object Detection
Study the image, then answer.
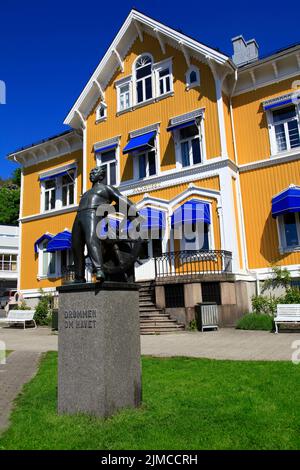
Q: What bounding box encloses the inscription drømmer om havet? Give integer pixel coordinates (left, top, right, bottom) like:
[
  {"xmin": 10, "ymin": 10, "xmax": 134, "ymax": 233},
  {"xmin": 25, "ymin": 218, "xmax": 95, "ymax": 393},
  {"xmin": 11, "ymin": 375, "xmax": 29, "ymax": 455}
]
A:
[{"xmin": 64, "ymin": 309, "xmax": 97, "ymax": 329}]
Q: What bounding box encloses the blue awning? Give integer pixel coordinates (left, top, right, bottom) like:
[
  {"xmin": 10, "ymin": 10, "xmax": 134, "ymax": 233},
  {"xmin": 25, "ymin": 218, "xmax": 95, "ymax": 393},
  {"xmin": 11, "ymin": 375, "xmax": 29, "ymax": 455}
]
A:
[
  {"xmin": 47, "ymin": 230, "xmax": 72, "ymax": 252},
  {"xmin": 123, "ymin": 131, "xmax": 156, "ymax": 154},
  {"xmin": 167, "ymin": 119, "xmax": 195, "ymax": 132},
  {"xmin": 272, "ymin": 186, "xmax": 300, "ymax": 217},
  {"xmin": 94, "ymin": 143, "xmax": 117, "ymax": 154},
  {"xmin": 39, "ymin": 166, "xmax": 76, "ymax": 182},
  {"xmin": 34, "ymin": 233, "xmax": 54, "ymax": 254},
  {"xmin": 139, "ymin": 207, "xmax": 166, "ymax": 230},
  {"xmin": 171, "ymin": 199, "xmax": 211, "ymax": 226}
]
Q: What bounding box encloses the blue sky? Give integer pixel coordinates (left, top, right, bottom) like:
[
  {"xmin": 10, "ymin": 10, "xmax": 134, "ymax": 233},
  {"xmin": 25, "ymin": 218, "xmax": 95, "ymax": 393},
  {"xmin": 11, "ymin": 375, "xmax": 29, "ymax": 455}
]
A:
[{"xmin": 0, "ymin": 0, "xmax": 299, "ymax": 178}]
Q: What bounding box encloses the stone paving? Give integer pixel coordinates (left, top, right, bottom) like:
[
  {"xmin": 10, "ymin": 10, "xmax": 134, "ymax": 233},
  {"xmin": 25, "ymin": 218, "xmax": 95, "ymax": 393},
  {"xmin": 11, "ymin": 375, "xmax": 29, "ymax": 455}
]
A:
[{"xmin": 0, "ymin": 351, "xmax": 41, "ymax": 432}]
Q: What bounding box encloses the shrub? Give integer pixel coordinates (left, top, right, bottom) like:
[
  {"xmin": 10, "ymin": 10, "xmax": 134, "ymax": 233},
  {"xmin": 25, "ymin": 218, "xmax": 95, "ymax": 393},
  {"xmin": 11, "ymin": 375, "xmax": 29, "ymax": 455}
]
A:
[
  {"xmin": 251, "ymin": 295, "xmax": 282, "ymax": 317},
  {"xmin": 16, "ymin": 301, "xmax": 30, "ymax": 310},
  {"xmin": 236, "ymin": 313, "xmax": 273, "ymax": 331},
  {"xmin": 34, "ymin": 293, "xmax": 52, "ymax": 326},
  {"xmin": 283, "ymin": 288, "xmax": 300, "ymax": 304}
]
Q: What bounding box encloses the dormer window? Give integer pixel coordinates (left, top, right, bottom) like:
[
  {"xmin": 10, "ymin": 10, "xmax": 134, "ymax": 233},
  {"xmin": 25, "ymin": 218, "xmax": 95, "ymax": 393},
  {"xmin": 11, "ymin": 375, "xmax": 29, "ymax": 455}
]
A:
[
  {"xmin": 186, "ymin": 66, "xmax": 200, "ymax": 89},
  {"xmin": 96, "ymin": 102, "xmax": 107, "ymax": 122},
  {"xmin": 135, "ymin": 55, "xmax": 153, "ymax": 104}
]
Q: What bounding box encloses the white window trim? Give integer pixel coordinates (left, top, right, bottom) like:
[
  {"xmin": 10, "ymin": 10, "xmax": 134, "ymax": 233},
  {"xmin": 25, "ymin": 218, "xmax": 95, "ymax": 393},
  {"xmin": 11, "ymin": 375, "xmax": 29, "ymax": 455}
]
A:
[
  {"xmin": 173, "ymin": 118, "xmax": 206, "ymax": 170},
  {"xmin": 40, "ymin": 169, "xmax": 77, "ymax": 214},
  {"xmin": 277, "ymin": 213, "xmax": 300, "ymax": 253},
  {"xmin": 132, "ymin": 134, "xmax": 159, "ymax": 181},
  {"xmin": 38, "ymin": 240, "xmax": 58, "ymax": 279},
  {"xmin": 116, "ymin": 77, "xmax": 133, "ymax": 113},
  {"xmin": 96, "ymin": 147, "xmax": 119, "ymax": 186},
  {"xmin": 185, "ymin": 65, "xmax": 200, "ymax": 90},
  {"xmin": 133, "ymin": 53, "xmax": 154, "ymax": 106},
  {"xmin": 266, "ymin": 103, "xmax": 300, "ymax": 157},
  {"xmin": 153, "ymin": 58, "xmax": 173, "ymax": 98},
  {"xmin": 96, "ymin": 102, "xmax": 107, "ymax": 123}
]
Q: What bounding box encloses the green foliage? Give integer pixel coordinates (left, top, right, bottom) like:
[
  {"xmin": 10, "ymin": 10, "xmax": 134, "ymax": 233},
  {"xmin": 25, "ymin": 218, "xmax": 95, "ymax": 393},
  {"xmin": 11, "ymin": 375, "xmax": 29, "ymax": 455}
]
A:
[
  {"xmin": 236, "ymin": 313, "xmax": 274, "ymax": 331},
  {"xmin": 188, "ymin": 319, "xmax": 197, "ymax": 331},
  {"xmin": 283, "ymin": 288, "xmax": 300, "ymax": 304},
  {"xmin": 15, "ymin": 301, "xmax": 30, "ymax": 311},
  {"xmin": 11, "ymin": 168, "xmax": 21, "ymax": 187},
  {"xmin": 34, "ymin": 293, "xmax": 53, "ymax": 326},
  {"xmin": 261, "ymin": 266, "xmax": 291, "ymax": 293},
  {"xmin": 251, "ymin": 294, "xmax": 281, "ymax": 316},
  {"xmin": 0, "ymin": 186, "xmax": 20, "ymax": 225}
]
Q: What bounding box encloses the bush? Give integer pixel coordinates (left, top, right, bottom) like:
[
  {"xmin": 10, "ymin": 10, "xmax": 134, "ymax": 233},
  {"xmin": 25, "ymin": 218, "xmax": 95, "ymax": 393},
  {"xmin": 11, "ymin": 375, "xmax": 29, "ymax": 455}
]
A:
[
  {"xmin": 236, "ymin": 313, "xmax": 273, "ymax": 331},
  {"xmin": 251, "ymin": 295, "xmax": 282, "ymax": 317},
  {"xmin": 34, "ymin": 294, "xmax": 52, "ymax": 326},
  {"xmin": 283, "ymin": 288, "xmax": 300, "ymax": 304}
]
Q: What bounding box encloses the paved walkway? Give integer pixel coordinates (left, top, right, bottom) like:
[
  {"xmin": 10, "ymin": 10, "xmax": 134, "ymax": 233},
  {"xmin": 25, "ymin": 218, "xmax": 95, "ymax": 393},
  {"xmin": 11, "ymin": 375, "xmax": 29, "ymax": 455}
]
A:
[
  {"xmin": 0, "ymin": 351, "xmax": 41, "ymax": 432},
  {"xmin": 1, "ymin": 325, "xmax": 300, "ymax": 360}
]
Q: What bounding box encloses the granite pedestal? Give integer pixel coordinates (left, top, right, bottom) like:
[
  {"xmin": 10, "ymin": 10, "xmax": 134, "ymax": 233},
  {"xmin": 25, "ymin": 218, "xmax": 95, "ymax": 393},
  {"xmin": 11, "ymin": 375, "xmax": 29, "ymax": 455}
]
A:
[{"xmin": 57, "ymin": 282, "xmax": 142, "ymax": 418}]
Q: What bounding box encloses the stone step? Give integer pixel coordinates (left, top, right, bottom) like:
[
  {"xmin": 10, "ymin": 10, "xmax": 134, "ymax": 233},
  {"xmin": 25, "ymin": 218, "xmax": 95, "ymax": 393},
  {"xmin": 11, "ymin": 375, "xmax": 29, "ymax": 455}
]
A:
[
  {"xmin": 140, "ymin": 314, "xmax": 170, "ymax": 319},
  {"xmin": 141, "ymin": 320, "xmax": 181, "ymax": 325},
  {"xmin": 141, "ymin": 330, "xmax": 185, "ymax": 335},
  {"xmin": 139, "ymin": 301, "xmax": 156, "ymax": 307},
  {"xmin": 139, "ymin": 309, "xmax": 164, "ymax": 315}
]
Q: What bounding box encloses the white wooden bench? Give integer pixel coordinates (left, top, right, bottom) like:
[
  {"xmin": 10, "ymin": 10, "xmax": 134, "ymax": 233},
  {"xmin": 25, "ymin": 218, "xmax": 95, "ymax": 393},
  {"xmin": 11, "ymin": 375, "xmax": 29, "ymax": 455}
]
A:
[
  {"xmin": 0, "ymin": 310, "xmax": 36, "ymax": 330},
  {"xmin": 275, "ymin": 304, "xmax": 300, "ymax": 333}
]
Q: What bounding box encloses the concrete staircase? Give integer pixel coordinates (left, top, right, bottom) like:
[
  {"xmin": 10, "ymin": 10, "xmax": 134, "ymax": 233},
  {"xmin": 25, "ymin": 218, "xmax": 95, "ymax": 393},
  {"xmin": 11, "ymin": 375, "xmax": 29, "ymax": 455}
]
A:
[{"xmin": 137, "ymin": 281, "xmax": 185, "ymax": 335}]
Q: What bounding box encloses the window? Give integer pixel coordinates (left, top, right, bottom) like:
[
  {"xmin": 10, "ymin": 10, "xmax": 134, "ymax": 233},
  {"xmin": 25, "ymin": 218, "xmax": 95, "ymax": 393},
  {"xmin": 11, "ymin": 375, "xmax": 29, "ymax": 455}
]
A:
[
  {"xmin": 178, "ymin": 123, "xmax": 201, "ymax": 168},
  {"xmin": 201, "ymin": 282, "xmax": 221, "ymax": 305},
  {"xmin": 0, "ymin": 254, "xmax": 17, "ymax": 271},
  {"xmin": 165, "ymin": 284, "xmax": 185, "ymax": 308},
  {"xmin": 41, "ymin": 169, "xmax": 77, "ymax": 213},
  {"xmin": 39, "ymin": 240, "xmax": 56, "ymax": 277},
  {"xmin": 278, "ymin": 212, "xmax": 300, "ymax": 251},
  {"xmin": 186, "ymin": 66, "xmax": 200, "ymax": 89},
  {"xmin": 61, "ymin": 250, "xmax": 73, "ymax": 276},
  {"xmin": 96, "ymin": 149, "xmax": 117, "ymax": 185},
  {"xmin": 44, "ymin": 179, "xmax": 56, "ymax": 211},
  {"xmin": 118, "ymin": 82, "xmax": 131, "ymax": 111},
  {"xmin": 96, "ymin": 102, "xmax": 107, "ymax": 121},
  {"xmin": 154, "ymin": 60, "xmax": 173, "ymax": 97},
  {"xmin": 270, "ymin": 105, "xmax": 300, "ymax": 154},
  {"xmin": 180, "ymin": 222, "xmax": 210, "ymax": 251},
  {"xmin": 135, "ymin": 149, "xmax": 156, "ymax": 179},
  {"xmin": 62, "ymin": 171, "xmax": 75, "ymax": 207},
  {"xmin": 135, "ymin": 55, "xmax": 153, "ymax": 104}
]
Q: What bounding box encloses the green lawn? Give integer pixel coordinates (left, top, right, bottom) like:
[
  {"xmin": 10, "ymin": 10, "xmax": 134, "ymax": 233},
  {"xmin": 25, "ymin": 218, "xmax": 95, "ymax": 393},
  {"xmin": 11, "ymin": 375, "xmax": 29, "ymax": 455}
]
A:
[{"xmin": 0, "ymin": 352, "xmax": 299, "ymax": 450}]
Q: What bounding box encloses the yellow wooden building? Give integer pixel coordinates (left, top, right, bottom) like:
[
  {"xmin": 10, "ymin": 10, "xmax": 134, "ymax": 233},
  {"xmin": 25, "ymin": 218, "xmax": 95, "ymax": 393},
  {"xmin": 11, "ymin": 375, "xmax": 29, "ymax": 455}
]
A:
[{"xmin": 8, "ymin": 10, "xmax": 300, "ymax": 327}]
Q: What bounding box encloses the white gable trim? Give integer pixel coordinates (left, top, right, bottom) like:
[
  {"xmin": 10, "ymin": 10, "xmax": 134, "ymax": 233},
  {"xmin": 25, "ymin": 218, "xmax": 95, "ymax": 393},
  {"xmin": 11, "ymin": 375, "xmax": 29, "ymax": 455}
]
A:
[{"xmin": 64, "ymin": 9, "xmax": 232, "ymax": 128}]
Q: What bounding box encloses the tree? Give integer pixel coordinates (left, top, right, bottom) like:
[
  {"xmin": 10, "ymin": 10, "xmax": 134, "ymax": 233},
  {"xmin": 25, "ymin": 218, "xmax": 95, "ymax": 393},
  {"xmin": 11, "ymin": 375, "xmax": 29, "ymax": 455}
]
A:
[
  {"xmin": 0, "ymin": 186, "xmax": 20, "ymax": 225},
  {"xmin": 261, "ymin": 266, "xmax": 292, "ymax": 293}
]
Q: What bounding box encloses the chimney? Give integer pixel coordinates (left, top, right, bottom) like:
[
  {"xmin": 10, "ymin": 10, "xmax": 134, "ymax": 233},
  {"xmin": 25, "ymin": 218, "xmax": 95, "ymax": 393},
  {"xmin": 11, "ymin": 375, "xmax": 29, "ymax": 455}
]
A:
[{"xmin": 232, "ymin": 35, "xmax": 259, "ymax": 66}]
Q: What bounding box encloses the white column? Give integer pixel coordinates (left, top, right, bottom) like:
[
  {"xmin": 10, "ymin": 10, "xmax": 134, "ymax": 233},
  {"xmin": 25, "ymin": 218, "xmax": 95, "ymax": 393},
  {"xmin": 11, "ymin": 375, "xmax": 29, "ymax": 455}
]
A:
[{"xmin": 219, "ymin": 168, "xmax": 240, "ymax": 273}]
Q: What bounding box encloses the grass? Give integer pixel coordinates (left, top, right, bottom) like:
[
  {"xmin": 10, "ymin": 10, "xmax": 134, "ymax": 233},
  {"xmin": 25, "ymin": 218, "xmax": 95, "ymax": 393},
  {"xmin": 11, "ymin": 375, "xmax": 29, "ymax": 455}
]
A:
[
  {"xmin": 236, "ymin": 313, "xmax": 274, "ymax": 331},
  {"xmin": 0, "ymin": 352, "xmax": 300, "ymax": 450}
]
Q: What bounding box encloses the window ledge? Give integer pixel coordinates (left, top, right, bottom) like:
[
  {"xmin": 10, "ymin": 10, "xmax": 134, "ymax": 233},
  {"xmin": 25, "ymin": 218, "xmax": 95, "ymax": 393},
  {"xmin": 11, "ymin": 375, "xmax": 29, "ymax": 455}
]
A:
[
  {"xmin": 96, "ymin": 117, "xmax": 107, "ymax": 125},
  {"xmin": 279, "ymin": 245, "xmax": 300, "ymax": 254},
  {"xmin": 37, "ymin": 275, "xmax": 59, "ymax": 280},
  {"xmin": 270, "ymin": 147, "xmax": 300, "ymax": 159},
  {"xmin": 116, "ymin": 91, "xmax": 174, "ymax": 117}
]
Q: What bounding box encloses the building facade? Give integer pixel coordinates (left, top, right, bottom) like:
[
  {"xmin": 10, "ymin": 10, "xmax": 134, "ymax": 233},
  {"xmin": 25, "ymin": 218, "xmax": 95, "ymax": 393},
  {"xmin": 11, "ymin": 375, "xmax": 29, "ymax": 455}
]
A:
[
  {"xmin": 0, "ymin": 225, "xmax": 19, "ymax": 293},
  {"xmin": 7, "ymin": 10, "xmax": 300, "ymax": 324}
]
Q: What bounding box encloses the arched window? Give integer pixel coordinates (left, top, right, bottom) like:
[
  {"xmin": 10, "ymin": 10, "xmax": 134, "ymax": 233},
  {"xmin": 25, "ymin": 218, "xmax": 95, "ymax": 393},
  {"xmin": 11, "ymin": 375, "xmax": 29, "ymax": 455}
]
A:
[
  {"xmin": 186, "ymin": 66, "xmax": 200, "ymax": 89},
  {"xmin": 135, "ymin": 55, "xmax": 153, "ymax": 103}
]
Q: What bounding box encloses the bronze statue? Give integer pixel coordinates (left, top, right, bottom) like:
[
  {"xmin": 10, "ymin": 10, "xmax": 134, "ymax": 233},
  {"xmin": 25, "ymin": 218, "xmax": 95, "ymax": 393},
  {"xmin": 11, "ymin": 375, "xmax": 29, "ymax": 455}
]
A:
[{"xmin": 71, "ymin": 166, "xmax": 142, "ymax": 283}]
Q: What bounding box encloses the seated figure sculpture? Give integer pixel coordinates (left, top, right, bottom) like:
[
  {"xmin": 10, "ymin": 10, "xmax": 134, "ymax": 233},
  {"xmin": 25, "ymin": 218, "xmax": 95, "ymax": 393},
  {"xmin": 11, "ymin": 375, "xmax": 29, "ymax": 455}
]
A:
[{"xmin": 71, "ymin": 166, "xmax": 140, "ymax": 283}]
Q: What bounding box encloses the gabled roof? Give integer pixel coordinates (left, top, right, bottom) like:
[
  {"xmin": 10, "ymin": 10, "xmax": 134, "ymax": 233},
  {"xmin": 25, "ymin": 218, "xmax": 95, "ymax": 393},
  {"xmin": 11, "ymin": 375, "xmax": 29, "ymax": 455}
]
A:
[{"xmin": 64, "ymin": 9, "xmax": 234, "ymax": 129}]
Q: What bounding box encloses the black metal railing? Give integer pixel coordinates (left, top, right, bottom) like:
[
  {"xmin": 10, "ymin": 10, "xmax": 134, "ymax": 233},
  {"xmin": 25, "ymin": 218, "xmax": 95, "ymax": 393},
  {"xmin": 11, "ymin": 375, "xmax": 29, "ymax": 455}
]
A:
[{"xmin": 154, "ymin": 250, "xmax": 232, "ymax": 279}]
